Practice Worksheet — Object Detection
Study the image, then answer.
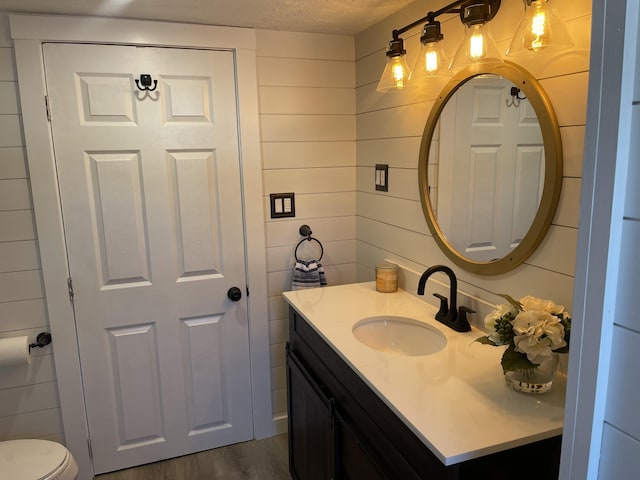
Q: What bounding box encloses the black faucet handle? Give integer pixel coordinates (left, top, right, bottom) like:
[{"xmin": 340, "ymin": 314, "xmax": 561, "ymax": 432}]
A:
[
  {"xmin": 433, "ymin": 293, "xmax": 449, "ymax": 317},
  {"xmin": 456, "ymin": 306, "xmax": 475, "ymax": 332}
]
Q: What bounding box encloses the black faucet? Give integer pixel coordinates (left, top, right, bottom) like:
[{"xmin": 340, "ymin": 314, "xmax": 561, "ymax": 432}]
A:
[{"xmin": 417, "ymin": 265, "xmax": 473, "ymax": 332}]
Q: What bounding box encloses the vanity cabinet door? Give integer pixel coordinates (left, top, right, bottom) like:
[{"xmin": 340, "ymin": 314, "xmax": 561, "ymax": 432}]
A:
[
  {"xmin": 334, "ymin": 410, "xmax": 387, "ymax": 480},
  {"xmin": 287, "ymin": 347, "xmax": 335, "ymax": 480},
  {"xmin": 287, "ymin": 345, "xmax": 386, "ymax": 480}
]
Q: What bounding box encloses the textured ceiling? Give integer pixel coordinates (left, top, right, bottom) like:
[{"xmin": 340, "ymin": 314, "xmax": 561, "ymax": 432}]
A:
[{"xmin": 0, "ymin": 0, "xmax": 416, "ymax": 35}]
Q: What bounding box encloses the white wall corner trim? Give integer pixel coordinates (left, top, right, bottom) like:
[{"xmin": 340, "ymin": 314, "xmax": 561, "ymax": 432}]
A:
[{"xmin": 9, "ymin": 14, "xmax": 271, "ymax": 480}]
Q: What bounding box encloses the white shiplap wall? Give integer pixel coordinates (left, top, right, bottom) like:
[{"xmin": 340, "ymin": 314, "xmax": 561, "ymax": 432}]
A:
[
  {"xmin": 598, "ymin": 1, "xmax": 640, "ymax": 476},
  {"xmin": 255, "ymin": 30, "xmax": 357, "ymax": 422},
  {"xmin": 354, "ymin": 0, "xmax": 591, "ymax": 320},
  {"xmin": 0, "ymin": 13, "xmax": 63, "ymax": 444}
]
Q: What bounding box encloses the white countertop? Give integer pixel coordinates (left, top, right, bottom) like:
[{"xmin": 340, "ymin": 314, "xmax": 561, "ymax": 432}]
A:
[{"xmin": 282, "ymin": 282, "xmax": 566, "ymax": 466}]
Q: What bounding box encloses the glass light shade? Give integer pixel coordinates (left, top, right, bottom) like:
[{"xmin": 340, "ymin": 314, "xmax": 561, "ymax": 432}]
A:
[
  {"xmin": 450, "ymin": 22, "xmax": 502, "ymax": 70},
  {"xmin": 376, "ymin": 54, "xmax": 413, "ymax": 92},
  {"xmin": 507, "ymin": 0, "xmax": 574, "ymax": 56},
  {"xmin": 410, "ymin": 40, "xmax": 451, "ymax": 83}
]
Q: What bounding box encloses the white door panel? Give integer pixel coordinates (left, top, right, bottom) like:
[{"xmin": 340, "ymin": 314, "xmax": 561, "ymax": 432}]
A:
[{"xmin": 43, "ymin": 43, "xmax": 252, "ymax": 474}]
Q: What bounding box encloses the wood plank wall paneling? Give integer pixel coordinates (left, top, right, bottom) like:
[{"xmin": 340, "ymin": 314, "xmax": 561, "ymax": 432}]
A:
[
  {"xmin": 600, "ymin": 38, "xmax": 640, "ymax": 470},
  {"xmin": 0, "ymin": 179, "xmax": 32, "ymax": 210},
  {"xmin": 0, "ymin": 13, "xmax": 64, "ymax": 444},
  {"xmin": 604, "ymin": 327, "xmax": 640, "ymax": 442},
  {"xmin": 599, "ymin": 424, "xmax": 640, "ymax": 479},
  {"xmin": 0, "ymin": 81, "xmax": 20, "ymax": 114},
  {"xmin": 0, "ymin": 147, "xmax": 28, "ymax": 178},
  {"xmin": 624, "ymin": 106, "xmax": 640, "ymax": 219},
  {"xmin": 262, "ymin": 141, "xmax": 354, "ymax": 169},
  {"xmin": 354, "ymin": 0, "xmax": 591, "ymax": 318},
  {"xmin": 0, "ymin": 210, "xmax": 36, "ymax": 242},
  {"xmin": 256, "ymin": 30, "xmax": 357, "ymax": 420}
]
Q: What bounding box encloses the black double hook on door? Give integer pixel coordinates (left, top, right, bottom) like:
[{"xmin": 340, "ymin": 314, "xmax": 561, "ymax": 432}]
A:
[
  {"xmin": 506, "ymin": 86, "xmax": 527, "ymax": 107},
  {"xmin": 135, "ymin": 74, "xmax": 158, "ymax": 92}
]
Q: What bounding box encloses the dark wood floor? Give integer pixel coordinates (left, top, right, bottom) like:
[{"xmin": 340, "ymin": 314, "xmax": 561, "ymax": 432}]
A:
[{"xmin": 95, "ymin": 435, "xmax": 290, "ymax": 480}]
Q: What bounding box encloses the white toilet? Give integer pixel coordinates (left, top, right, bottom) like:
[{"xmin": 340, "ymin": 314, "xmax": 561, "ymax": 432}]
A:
[{"xmin": 0, "ymin": 439, "xmax": 78, "ymax": 479}]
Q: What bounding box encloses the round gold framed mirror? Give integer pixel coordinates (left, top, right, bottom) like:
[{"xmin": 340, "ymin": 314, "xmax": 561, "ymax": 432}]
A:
[{"xmin": 418, "ymin": 61, "xmax": 562, "ymax": 275}]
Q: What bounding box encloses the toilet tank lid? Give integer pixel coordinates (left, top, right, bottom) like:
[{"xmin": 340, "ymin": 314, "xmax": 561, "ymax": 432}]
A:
[{"xmin": 0, "ymin": 439, "xmax": 70, "ymax": 480}]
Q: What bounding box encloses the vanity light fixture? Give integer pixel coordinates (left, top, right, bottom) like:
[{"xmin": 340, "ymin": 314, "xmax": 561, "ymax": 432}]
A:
[
  {"xmin": 507, "ymin": 0, "xmax": 574, "ymax": 56},
  {"xmin": 377, "ymin": 0, "xmax": 573, "ymax": 92},
  {"xmin": 377, "ymin": 0, "xmax": 502, "ymax": 92}
]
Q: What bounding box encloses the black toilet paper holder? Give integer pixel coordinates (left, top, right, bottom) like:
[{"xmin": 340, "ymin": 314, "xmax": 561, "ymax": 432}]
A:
[{"xmin": 29, "ymin": 332, "xmax": 52, "ymax": 352}]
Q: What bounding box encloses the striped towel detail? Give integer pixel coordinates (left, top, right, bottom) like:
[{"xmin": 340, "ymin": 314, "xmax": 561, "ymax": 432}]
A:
[{"xmin": 291, "ymin": 259, "xmax": 327, "ymax": 290}]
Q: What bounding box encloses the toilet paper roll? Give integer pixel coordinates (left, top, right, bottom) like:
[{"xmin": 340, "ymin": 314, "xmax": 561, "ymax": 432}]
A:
[{"xmin": 0, "ymin": 336, "xmax": 32, "ymax": 367}]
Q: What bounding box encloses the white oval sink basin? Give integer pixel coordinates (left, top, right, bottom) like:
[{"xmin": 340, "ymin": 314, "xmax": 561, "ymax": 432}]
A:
[{"xmin": 352, "ymin": 316, "xmax": 447, "ymax": 356}]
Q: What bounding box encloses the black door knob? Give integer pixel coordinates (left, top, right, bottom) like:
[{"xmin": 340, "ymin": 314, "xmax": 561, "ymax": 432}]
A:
[{"xmin": 227, "ymin": 287, "xmax": 242, "ymax": 302}]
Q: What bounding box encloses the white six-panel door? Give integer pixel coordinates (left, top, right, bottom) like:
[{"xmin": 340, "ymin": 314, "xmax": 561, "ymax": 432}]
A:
[
  {"xmin": 43, "ymin": 43, "xmax": 253, "ymax": 474},
  {"xmin": 438, "ymin": 77, "xmax": 544, "ymax": 262}
]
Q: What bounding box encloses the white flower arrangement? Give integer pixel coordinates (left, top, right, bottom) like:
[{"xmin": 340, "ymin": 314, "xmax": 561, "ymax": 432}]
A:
[{"xmin": 477, "ymin": 295, "xmax": 571, "ymax": 373}]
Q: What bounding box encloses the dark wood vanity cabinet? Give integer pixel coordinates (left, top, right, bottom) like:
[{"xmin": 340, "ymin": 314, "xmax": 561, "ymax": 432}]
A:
[
  {"xmin": 287, "ymin": 351, "xmax": 335, "ymax": 480},
  {"xmin": 286, "ymin": 307, "xmax": 562, "ymax": 480}
]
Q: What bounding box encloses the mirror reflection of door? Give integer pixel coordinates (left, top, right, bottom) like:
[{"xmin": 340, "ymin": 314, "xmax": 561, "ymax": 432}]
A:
[{"xmin": 433, "ymin": 76, "xmax": 544, "ymax": 262}]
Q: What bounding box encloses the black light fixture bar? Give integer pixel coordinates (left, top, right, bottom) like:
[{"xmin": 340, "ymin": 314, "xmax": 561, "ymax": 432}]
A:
[
  {"xmin": 389, "ymin": 0, "xmax": 501, "ymax": 41},
  {"xmin": 380, "ymin": 0, "xmax": 574, "ymax": 93}
]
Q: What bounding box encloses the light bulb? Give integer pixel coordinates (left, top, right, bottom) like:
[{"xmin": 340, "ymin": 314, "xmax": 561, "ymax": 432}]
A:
[
  {"xmin": 425, "ymin": 49, "xmax": 439, "ymax": 73},
  {"xmin": 377, "ymin": 52, "xmax": 412, "ymax": 92},
  {"xmin": 526, "ymin": 1, "xmax": 549, "ymax": 51},
  {"xmin": 410, "ymin": 41, "xmax": 450, "ymax": 83},
  {"xmin": 507, "ymin": 0, "xmax": 574, "ymax": 56},
  {"xmin": 450, "ymin": 21, "xmax": 502, "ymax": 70},
  {"xmin": 391, "ymin": 58, "xmax": 407, "ymax": 88},
  {"xmin": 469, "ymin": 27, "xmax": 486, "ymax": 60}
]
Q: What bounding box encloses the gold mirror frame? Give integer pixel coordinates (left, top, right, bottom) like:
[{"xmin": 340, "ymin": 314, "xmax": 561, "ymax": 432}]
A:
[{"xmin": 418, "ymin": 61, "xmax": 563, "ymax": 275}]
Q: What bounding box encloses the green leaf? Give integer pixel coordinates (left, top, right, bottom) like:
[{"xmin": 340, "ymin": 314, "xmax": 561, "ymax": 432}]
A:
[
  {"xmin": 501, "ymin": 345, "xmax": 537, "ymax": 374},
  {"xmin": 475, "ymin": 336, "xmax": 499, "ymax": 346},
  {"xmin": 497, "ymin": 293, "xmax": 522, "ymax": 311}
]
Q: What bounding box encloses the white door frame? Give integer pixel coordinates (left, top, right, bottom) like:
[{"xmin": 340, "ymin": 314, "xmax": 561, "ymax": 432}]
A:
[{"xmin": 10, "ymin": 14, "xmax": 273, "ymax": 479}]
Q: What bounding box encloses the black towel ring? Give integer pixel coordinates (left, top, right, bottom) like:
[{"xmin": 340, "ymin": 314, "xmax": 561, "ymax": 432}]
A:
[{"xmin": 295, "ymin": 224, "xmax": 324, "ymax": 262}]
